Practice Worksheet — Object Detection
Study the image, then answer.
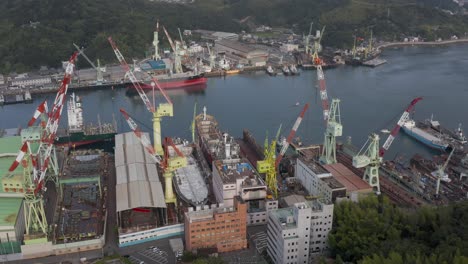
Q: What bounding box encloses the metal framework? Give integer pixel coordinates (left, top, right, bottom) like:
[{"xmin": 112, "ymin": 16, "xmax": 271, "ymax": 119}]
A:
[
  {"xmin": 8, "ymin": 52, "xmax": 78, "ymax": 240},
  {"xmin": 353, "ymin": 97, "xmax": 423, "ymax": 193},
  {"xmin": 320, "ymin": 99, "xmax": 342, "ymax": 164},
  {"xmin": 153, "ymin": 21, "xmax": 161, "ymax": 60}
]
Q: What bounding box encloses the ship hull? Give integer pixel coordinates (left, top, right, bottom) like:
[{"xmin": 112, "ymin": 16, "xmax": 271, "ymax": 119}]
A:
[
  {"xmin": 55, "ymin": 132, "xmax": 116, "ymax": 147},
  {"xmin": 137, "ymin": 75, "xmax": 207, "ymax": 90},
  {"xmin": 401, "ymin": 126, "xmax": 448, "ymax": 151}
]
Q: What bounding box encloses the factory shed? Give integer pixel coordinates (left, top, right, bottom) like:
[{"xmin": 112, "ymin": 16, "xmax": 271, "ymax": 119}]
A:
[
  {"xmin": 215, "ymin": 39, "xmax": 268, "ymax": 66},
  {"xmin": 115, "ymin": 133, "xmax": 166, "ymax": 212},
  {"xmin": 323, "ymin": 163, "xmax": 373, "ymax": 200}
]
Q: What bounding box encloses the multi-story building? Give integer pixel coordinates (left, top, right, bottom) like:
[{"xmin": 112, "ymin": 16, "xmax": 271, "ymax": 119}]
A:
[
  {"xmin": 212, "ymin": 157, "xmax": 278, "ymax": 225},
  {"xmin": 295, "ymin": 157, "xmax": 346, "ymax": 202},
  {"xmin": 267, "ymin": 199, "xmax": 334, "ymax": 264},
  {"xmin": 11, "ymin": 76, "xmax": 52, "ymax": 87},
  {"xmin": 185, "ymin": 196, "xmax": 247, "ymax": 253},
  {"xmin": 267, "ymin": 202, "xmax": 312, "ymax": 264}
]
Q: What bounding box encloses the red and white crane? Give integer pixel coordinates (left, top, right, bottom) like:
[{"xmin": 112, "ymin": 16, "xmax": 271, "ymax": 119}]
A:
[
  {"xmin": 353, "ymin": 97, "xmax": 423, "ymax": 193},
  {"xmin": 379, "ymin": 97, "xmax": 423, "ymax": 157},
  {"xmin": 108, "ymin": 36, "xmax": 173, "ymax": 155},
  {"xmin": 315, "ymin": 64, "xmax": 330, "ymax": 123},
  {"xmin": 7, "ymin": 52, "xmax": 78, "ymax": 237},
  {"xmin": 275, "ymin": 103, "xmax": 310, "ymax": 168}
]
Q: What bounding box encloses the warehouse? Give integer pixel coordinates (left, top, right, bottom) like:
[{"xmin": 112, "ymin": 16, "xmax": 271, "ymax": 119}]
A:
[{"xmin": 215, "ymin": 39, "xmax": 268, "ymax": 66}]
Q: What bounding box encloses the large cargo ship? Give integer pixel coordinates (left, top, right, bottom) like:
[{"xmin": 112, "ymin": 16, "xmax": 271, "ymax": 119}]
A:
[
  {"xmin": 55, "ymin": 93, "xmax": 117, "ymax": 147},
  {"xmin": 171, "ymin": 138, "xmax": 208, "ymax": 206},
  {"xmin": 138, "ymin": 72, "xmax": 207, "ymax": 90},
  {"xmin": 401, "ymin": 119, "xmax": 450, "ymax": 151},
  {"xmin": 194, "ymin": 107, "xmax": 241, "ymax": 169}
]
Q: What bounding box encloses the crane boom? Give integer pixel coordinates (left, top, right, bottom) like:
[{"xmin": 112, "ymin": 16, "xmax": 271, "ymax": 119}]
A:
[
  {"xmin": 275, "ymin": 103, "xmax": 309, "ymax": 168},
  {"xmin": 379, "ymin": 97, "xmax": 423, "ymax": 157},
  {"xmin": 73, "ymin": 43, "xmax": 98, "ymax": 69},
  {"xmin": 108, "ymin": 37, "xmax": 155, "ymax": 113},
  {"xmin": 163, "ymin": 26, "xmax": 176, "ymax": 52},
  {"xmin": 36, "ymin": 52, "xmax": 79, "ymax": 193},
  {"xmin": 316, "ymin": 65, "xmax": 330, "ymax": 122},
  {"xmin": 119, "ymin": 108, "xmax": 161, "ymax": 163},
  {"xmin": 27, "ymin": 100, "xmax": 48, "ymax": 127}
]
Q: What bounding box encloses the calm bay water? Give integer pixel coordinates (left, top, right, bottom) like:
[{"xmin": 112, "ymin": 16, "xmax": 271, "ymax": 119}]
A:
[{"xmin": 1, "ymin": 44, "xmax": 468, "ymax": 160}]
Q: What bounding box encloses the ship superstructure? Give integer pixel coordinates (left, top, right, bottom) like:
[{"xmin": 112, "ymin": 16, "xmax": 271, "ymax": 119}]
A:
[
  {"xmin": 195, "ymin": 107, "xmax": 278, "ymax": 225},
  {"xmin": 55, "ymin": 93, "xmax": 117, "ymax": 146}
]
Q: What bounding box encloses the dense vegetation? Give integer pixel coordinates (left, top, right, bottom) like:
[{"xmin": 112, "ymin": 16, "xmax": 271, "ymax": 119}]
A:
[
  {"xmin": 1, "ymin": 0, "xmax": 467, "ymax": 73},
  {"xmin": 329, "ymin": 196, "xmax": 468, "ymax": 264}
]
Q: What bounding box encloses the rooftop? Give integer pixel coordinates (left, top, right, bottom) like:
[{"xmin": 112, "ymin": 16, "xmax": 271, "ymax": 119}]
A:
[
  {"xmin": 0, "ymin": 197, "xmax": 22, "ymax": 227},
  {"xmin": 0, "ymin": 136, "xmax": 23, "ymax": 184},
  {"xmin": 270, "ymin": 207, "xmax": 298, "ymax": 230},
  {"xmin": 298, "ymin": 156, "xmax": 330, "ymax": 176},
  {"xmin": 321, "ymin": 176, "xmax": 346, "ymax": 190},
  {"xmin": 115, "ymin": 133, "xmax": 166, "ymax": 212},
  {"xmin": 323, "ymin": 163, "xmax": 372, "ymax": 192},
  {"xmin": 215, "ymin": 39, "xmax": 258, "ymax": 54},
  {"xmin": 214, "ymin": 158, "xmax": 265, "ymax": 186}
]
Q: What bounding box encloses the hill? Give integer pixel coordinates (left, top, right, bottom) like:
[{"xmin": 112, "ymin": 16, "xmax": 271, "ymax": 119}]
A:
[{"xmin": 0, "ymin": 0, "xmax": 467, "ymax": 73}]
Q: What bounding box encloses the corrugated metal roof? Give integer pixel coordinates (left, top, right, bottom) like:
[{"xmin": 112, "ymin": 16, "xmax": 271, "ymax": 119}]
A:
[
  {"xmin": 115, "ymin": 133, "xmax": 166, "ymax": 212},
  {"xmin": 323, "ymin": 163, "xmax": 372, "ymax": 192},
  {"xmin": 0, "ymin": 197, "xmax": 22, "ymax": 227}
]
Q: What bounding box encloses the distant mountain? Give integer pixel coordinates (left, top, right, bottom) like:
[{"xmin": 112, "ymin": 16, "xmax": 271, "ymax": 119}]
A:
[{"xmin": 0, "ymin": 0, "xmax": 467, "ymax": 73}]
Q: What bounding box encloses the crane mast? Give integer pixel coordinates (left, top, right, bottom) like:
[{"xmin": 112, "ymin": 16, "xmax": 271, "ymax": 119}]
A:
[
  {"xmin": 8, "ymin": 52, "xmax": 78, "ymax": 240},
  {"xmin": 153, "ymin": 21, "xmax": 161, "ymax": 60},
  {"xmin": 353, "ymin": 97, "xmax": 423, "ymax": 194},
  {"xmin": 108, "ymin": 37, "xmax": 173, "ymax": 155},
  {"xmin": 434, "ymin": 148, "xmax": 455, "ymax": 196},
  {"xmin": 320, "ymin": 99, "xmax": 342, "ymax": 164},
  {"xmin": 73, "ymin": 43, "xmax": 104, "ymax": 83}
]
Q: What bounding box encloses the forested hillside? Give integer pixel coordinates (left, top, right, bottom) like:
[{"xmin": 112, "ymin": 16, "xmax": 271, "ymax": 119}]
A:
[
  {"xmin": 329, "ymin": 196, "xmax": 468, "ymax": 264},
  {"xmin": 0, "ymin": 0, "xmax": 467, "ymax": 73}
]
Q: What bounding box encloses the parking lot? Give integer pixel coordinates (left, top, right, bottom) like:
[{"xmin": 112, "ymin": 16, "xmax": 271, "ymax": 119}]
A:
[{"xmin": 126, "ymin": 247, "xmax": 169, "ymax": 264}]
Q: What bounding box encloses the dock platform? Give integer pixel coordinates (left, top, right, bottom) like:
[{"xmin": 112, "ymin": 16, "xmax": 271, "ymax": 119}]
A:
[{"xmin": 363, "ymin": 58, "xmax": 387, "ymax": 67}]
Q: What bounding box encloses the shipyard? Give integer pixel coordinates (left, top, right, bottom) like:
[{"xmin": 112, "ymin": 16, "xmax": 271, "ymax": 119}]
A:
[{"xmin": 1, "ymin": 12, "xmax": 468, "ymax": 264}]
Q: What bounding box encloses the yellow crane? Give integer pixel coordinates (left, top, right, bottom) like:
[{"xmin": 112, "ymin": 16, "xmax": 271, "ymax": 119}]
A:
[
  {"xmin": 257, "ymin": 104, "xmax": 309, "ymax": 198},
  {"xmin": 109, "ymin": 37, "xmax": 186, "ymax": 205}
]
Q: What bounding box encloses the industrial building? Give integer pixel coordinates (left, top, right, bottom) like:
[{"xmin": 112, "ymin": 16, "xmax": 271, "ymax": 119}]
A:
[
  {"xmin": 115, "ymin": 132, "xmax": 184, "ymax": 246},
  {"xmin": 266, "ymin": 199, "xmax": 334, "ymax": 264},
  {"xmin": 295, "ymin": 153, "xmax": 372, "ymax": 202},
  {"xmin": 184, "ymin": 196, "xmax": 247, "ymax": 253},
  {"xmin": 212, "ymin": 158, "xmax": 278, "ymax": 225},
  {"xmin": 215, "ymin": 39, "xmax": 268, "ymax": 67}
]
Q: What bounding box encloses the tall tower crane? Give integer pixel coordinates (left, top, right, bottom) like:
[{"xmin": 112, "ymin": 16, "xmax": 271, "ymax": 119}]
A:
[
  {"xmin": 163, "ymin": 26, "xmax": 183, "ymax": 74},
  {"xmin": 153, "ymin": 21, "xmax": 161, "ymax": 60},
  {"xmin": 108, "ymin": 37, "xmax": 173, "ymax": 155},
  {"xmin": 304, "ymin": 22, "xmax": 313, "ymax": 55},
  {"xmin": 120, "ymin": 109, "xmax": 186, "ymax": 204},
  {"xmin": 353, "ymin": 97, "xmax": 423, "ymax": 193},
  {"xmin": 312, "ymin": 26, "xmax": 326, "ymax": 66},
  {"xmin": 8, "ymin": 52, "xmax": 78, "ymax": 239},
  {"xmin": 433, "ymin": 148, "xmax": 455, "ymax": 196},
  {"xmin": 206, "ymin": 44, "xmax": 216, "ymax": 69},
  {"xmin": 73, "ymin": 43, "xmax": 105, "ymax": 84},
  {"xmin": 257, "ymin": 104, "xmax": 309, "ymax": 198}
]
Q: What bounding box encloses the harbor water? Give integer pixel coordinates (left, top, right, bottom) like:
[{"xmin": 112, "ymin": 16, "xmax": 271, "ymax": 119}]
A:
[{"xmin": 1, "ymin": 44, "xmax": 468, "ymax": 161}]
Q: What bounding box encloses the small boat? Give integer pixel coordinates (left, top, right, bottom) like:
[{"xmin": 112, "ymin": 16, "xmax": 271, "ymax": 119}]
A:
[
  {"xmin": 380, "ymin": 129, "xmax": 390, "ymax": 134},
  {"xmin": 289, "ymin": 64, "xmax": 299, "ymax": 75},
  {"xmin": 266, "ymin": 66, "xmax": 276, "ymax": 76},
  {"xmin": 282, "ymin": 65, "xmax": 290, "ymax": 76},
  {"xmin": 225, "ymin": 69, "xmax": 240, "ymax": 75}
]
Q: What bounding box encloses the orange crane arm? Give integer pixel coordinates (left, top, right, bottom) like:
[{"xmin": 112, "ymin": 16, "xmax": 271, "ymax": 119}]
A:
[{"xmin": 163, "ymin": 26, "xmax": 176, "ymax": 52}]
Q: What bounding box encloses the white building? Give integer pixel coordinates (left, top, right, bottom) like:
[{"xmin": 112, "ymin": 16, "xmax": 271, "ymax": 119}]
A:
[
  {"xmin": 280, "ymin": 44, "xmax": 299, "ymax": 53},
  {"xmin": 212, "ymin": 157, "xmax": 278, "ymax": 225},
  {"xmin": 295, "ymin": 158, "xmax": 346, "ymax": 203},
  {"xmin": 11, "ymin": 76, "xmax": 51, "ymax": 87},
  {"xmin": 0, "ymin": 74, "xmax": 5, "ymax": 85},
  {"xmin": 267, "ymin": 202, "xmax": 312, "ymax": 264},
  {"xmin": 267, "ymin": 200, "xmax": 334, "ymax": 264}
]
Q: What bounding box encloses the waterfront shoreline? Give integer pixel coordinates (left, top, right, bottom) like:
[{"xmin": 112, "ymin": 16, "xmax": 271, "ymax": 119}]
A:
[{"xmin": 377, "ymin": 38, "xmax": 468, "ymax": 50}]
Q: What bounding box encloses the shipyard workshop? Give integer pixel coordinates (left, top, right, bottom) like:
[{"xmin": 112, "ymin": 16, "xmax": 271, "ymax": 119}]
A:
[{"xmin": 214, "ymin": 39, "xmax": 268, "ymax": 67}]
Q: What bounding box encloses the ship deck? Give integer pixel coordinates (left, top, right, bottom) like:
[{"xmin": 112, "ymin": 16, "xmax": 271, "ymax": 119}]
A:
[
  {"xmin": 173, "ymin": 156, "xmax": 208, "ymax": 206},
  {"xmin": 404, "ymin": 124, "xmax": 445, "ymax": 143}
]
